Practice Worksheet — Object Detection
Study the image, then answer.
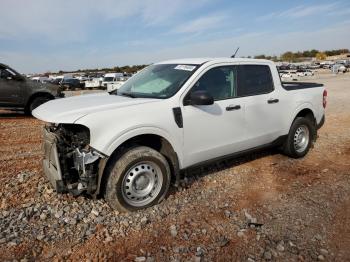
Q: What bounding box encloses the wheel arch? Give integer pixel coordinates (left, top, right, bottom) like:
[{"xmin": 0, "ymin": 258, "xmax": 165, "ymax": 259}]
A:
[
  {"xmin": 94, "ymin": 133, "xmax": 181, "ymax": 198},
  {"xmin": 292, "ymin": 106, "xmax": 316, "ymax": 125},
  {"xmin": 287, "ymin": 106, "xmax": 317, "ymax": 144},
  {"xmin": 25, "ymin": 92, "xmax": 55, "ymax": 112}
]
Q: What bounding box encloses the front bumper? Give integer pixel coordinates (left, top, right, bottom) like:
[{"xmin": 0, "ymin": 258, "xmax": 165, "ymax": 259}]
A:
[
  {"xmin": 42, "ymin": 127, "xmax": 65, "ymax": 192},
  {"xmin": 42, "ymin": 125, "xmax": 103, "ymax": 195}
]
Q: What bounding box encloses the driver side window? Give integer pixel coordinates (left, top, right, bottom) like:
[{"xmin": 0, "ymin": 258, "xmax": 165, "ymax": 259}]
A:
[
  {"xmin": 192, "ymin": 66, "xmax": 237, "ymax": 101},
  {"xmin": 0, "ymin": 68, "xmax": 15, "ymax": 80}
]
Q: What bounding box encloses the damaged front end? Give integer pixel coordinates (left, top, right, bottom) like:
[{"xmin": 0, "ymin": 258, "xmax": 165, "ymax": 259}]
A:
[{"xmin": 42, "ymin": 124, "xmax": 104, "ymax": 195}]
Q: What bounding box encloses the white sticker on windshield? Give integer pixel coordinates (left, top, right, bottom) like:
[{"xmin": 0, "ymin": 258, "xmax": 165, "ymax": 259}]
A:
[{"xmin": 174, "ymin": 65, "xmax": 196, "ymax": 71}]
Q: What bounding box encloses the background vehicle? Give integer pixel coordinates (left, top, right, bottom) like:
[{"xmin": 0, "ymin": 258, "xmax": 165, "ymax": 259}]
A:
[
  {"xmin": 33, "ymin": 58, "xmax": 326, "ymax": 212},
  {"xmin": 0, "ymin": 63, "xmax": 63, "ymax": 114},
  {"xmin": 101, "ymin": 73, "xmax": 124, "ymax": 89},
  {"xmin": 296, "ymin": 69, "xmax": 314, "ymax": 77},
  {"xmin": 106, "ymin": 76, "xmax": 128, "ymax": 92},
  {"xmin": 60, "ymin": 78, "xmax": 81, "ymax": 90},
  {"xmin": 85, "ymin": 77, "xmax": 103, "ymax": 89},
  {"xmin": 308, "ymin": 64, "xmax": 320, "ymax": 69},
  {"xmin": 31, "ymin": 76, "xmax": 49, "ymax": 83},
  {"xmin": 51, "ymin": 78, "xmax": 63, "ymax": 85},
  {"xmin": 277, "ymin": 65, "xmax": 290, "ymax": 70},
  {"xmin": 331, "ymin": 64, "xmax": 347, "ymax": 73},
  {"xmin": 279, "ymin": 71, "xmax": 295, "ymax": 79}
]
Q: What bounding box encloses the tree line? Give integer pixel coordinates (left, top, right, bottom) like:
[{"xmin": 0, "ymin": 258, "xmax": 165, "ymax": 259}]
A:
[
  {"xmin": 253, "ymin": 48, "xmax": 349, "ymax": 62},
  {"xmin": 58, "ymin": 64, "xmax": 149, "ymax": 75},
  {"xmin": 54, "ymin": 48, "xmax": 349, "ymax": 75}
]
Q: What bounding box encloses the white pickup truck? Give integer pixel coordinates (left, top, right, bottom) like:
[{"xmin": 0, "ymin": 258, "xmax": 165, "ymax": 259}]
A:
[
  {"xmin": 33, "ymin": 58, "xmax": 326, "ymax": 212},
  {"xmin": 101, "ymin": 72, "xmax": 124, "ymax": 89}
]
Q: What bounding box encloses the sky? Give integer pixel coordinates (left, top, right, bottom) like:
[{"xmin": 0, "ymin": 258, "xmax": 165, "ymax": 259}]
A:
[{"xmin": 0, "ymin": 0, "xmax": 349, "ymax": 73}]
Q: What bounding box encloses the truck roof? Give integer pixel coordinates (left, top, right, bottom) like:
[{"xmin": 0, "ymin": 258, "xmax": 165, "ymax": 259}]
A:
[
  {"xmin": 156, "ymin": 57, "xmax": 274, "ymax": 65},
  {"xmin": 104, "ymin": 72, "xmax": 123, "ymax": 77}
]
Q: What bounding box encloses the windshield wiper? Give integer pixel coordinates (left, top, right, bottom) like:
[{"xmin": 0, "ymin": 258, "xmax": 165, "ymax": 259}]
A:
[{"xmin": 118, "ymin": 92, "xmax": 137, "ymax": 98}]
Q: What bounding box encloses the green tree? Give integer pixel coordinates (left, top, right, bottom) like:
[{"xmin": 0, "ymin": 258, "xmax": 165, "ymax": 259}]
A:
[
  {"xmin": 316, "ymin": 52, "xmax": 327, "ymax": 60},
  {"xmin": 281, "ymin": 51, "xmax": 296, "ymax": 62}
]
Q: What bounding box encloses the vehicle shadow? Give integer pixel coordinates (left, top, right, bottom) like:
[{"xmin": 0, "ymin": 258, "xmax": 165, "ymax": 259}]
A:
[
  {"xmin": 171, "ymin": 148, "xmax": 281, "ymax": 193},
  {"xmin": 0, "ymin": 111, "xmax": 30, "ymax": 118}
]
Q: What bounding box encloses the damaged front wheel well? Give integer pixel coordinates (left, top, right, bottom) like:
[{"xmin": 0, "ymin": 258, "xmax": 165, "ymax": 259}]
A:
[{"xmin": 95, "ymin": 134, "xmax": 180, "ymax": 198}]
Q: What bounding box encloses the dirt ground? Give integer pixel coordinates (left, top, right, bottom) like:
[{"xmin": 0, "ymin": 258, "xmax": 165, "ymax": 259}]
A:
[{"xmin": 0, "ymin": 72, "xmax": 349, "ymax": 261}]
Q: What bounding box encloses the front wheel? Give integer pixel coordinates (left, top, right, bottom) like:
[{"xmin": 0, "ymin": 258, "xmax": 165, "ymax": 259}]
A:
[
  {"xmin": 104, "ymin": 146, "xmax": 171, "ymax": 212},
  {"xmin": 27, "ymin": 96, "xmax": 51, "ymax": 115},
  {"xmin": 283, "ymin": 117, "xmax": 316, "ymax": 158}
]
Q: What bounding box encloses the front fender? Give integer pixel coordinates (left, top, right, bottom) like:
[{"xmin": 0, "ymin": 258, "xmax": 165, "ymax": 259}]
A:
[{"xmin": 90, "ymin": 126, "xmax": 184, "ymax": 168}]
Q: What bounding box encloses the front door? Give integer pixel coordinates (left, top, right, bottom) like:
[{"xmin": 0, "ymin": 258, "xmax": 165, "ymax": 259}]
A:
[
  {"xmin": 182, "ymin": 65, "xmax": 248, "ymax": 168},
  {"xmin": 0, "ymin": 67, "xmax": 23, "ymax": 106}
]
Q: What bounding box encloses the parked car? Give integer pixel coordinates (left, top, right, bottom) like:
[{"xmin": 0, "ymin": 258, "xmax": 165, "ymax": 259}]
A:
[
  {"xmin": 85, "ymin": 77, "xmax": 102, "ymax": 89},
  {"xmin": 320, "ymin": 63, "xmax": 333, "ymax": 69},
  {"xmin": 279, "ymin": 71, "xmax": 295, "ymax": 79},
  {"xmin": 60, "ymin": 78, "xmax": 82, "ymax": 90},
  {"xmin": 331, "ymin": 64, "xmax": 347, "ymax": 73},
  {"xmin": 278, "ymin": 65, "xmax": 290, "ymax": 70},
  {"xmin": 51, "ymin": 78, "xmax": 63, "ymax": 85},
  {"xmin": 308, "ymin": 64, "xmax": 320, "ymax": 69},
  {"xmin": 31, "ymin": 76, "xmax": 49, "ymax": 83},
  {"xmin": 101, "ymin": 73, "xmax": 124, "ymax": 89},
  {"xmin": 106, "ymin": 76, "xmax": 128, "ymax": 92},
  {"xmin": 296, "ymin": 69, "xmax": 314, "ymax": 77},
  {"xmin": 33, "ymin": 58, "xmax": 326, "ymax": 212},
  {"xmin": 75, "ymin": 75, "xmax": 90, "ymax": 85},
  {"xmin": 0, "ymin": 63, "xmax": 63, "ymax": 114}
]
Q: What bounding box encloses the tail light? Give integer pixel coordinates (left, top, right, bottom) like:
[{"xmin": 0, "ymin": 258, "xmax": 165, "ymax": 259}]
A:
[{"xmin": 323, "ymin": 90, "xmax": 327, "ymax": 108}]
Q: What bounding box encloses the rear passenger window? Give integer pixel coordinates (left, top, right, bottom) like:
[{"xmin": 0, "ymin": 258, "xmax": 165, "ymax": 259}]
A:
[{"xmin": 237, "ymin": 65, "xmax": 274, "ymax": 96}]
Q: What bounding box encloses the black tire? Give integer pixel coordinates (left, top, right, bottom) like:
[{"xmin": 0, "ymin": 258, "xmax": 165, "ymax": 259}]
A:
[
  {"xmin": 283, "ymin": 117, "xmax": 316, "ymax": 158},
  {"xmin": 104, "ymin": 146, "xmax": 171, "ymax": 212},
  {"xmin": 27, "ymin": 96, "xmax": 51, "ymax": 115}
]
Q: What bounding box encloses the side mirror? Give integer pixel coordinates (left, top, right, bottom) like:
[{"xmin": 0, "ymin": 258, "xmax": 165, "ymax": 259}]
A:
[
  {"xmin": 11, "ymin": 75, "xmax": 25, "ymax": 81},
  {"xmin": 190, "ymin": 90, "xmax": 214, "ymax": 106},
  {"xmin": 16, "ymin": 75, "xmax": 25, "ymax": 81}
]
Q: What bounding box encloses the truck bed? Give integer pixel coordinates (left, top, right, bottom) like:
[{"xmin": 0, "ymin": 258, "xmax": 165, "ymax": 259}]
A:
[{"xmin": 282, "ymin": 81, "xmax": 323, "ymax": 91}]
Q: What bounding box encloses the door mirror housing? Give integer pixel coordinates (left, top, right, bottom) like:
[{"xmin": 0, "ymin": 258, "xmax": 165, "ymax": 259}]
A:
[
  {"xmin": 190, "ymin": 90, "xmax": 214, "ymax": 106},
  {"xmin": 14, "ymin": 74, "xmax": 25, "ymax": 81},
  {"xmin": 7, "ymin": 74, "xmax": 25, "ymax": 81}
]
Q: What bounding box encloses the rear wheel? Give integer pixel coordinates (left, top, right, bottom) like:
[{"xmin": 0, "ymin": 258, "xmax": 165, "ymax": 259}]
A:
[
  {"xmin": 104, "ymin": 146, "xmax": 171, "ymax": 212},
  {"xmin": 283, "ymin": 117, "xmax": 316, "ymax": 158}
]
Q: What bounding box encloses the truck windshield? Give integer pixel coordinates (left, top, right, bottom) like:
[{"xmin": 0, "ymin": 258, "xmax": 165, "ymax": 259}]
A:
[{"xmin": 114, "ymin": 64, "xmax": 198, "ymax": 98}]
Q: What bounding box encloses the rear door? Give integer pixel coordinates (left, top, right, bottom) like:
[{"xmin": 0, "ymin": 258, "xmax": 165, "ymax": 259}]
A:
[{"xmin": 236, "ymin": 64, "xmax": 284, "ymax": 148}]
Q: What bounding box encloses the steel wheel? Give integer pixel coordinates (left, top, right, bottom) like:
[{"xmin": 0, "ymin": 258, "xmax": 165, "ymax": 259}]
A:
[
  {"xmin": 293, "ymin": 125, "xmax": 310, "ymax": 153},
  {"xmin": 121, "ymin": 161, "xmax": 163, "ymax": 207}
]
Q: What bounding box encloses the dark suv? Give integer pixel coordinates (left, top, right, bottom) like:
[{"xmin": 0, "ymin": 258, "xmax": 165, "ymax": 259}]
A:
[
  {"xmin": 0, "ymin": 63, "xmax": 63, "ymax": 114},
  {"xmin": 60, "ymin": 78, "xmax": 81, "ymax": 90}
]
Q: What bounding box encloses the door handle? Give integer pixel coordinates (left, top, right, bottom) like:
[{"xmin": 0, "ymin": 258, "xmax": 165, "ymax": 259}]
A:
[
  {"xmin": 226, "ymin": 105, "xmax": 241, "ymax": 111},
  {"xmin": 267, "ymin": 98, "xmax": 279, "ymax": 104}
]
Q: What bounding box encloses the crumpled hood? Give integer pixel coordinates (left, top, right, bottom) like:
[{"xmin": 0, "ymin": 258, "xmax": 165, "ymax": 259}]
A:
[{"xmin": 33, "ymin": 92, "xmax": 158, "ymax": 123}]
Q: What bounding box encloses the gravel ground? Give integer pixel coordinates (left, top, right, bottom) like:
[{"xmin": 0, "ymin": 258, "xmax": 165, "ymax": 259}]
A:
[{"xmin": 0, "ymin": 72, "xmax": 349, "ymax": 261}]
